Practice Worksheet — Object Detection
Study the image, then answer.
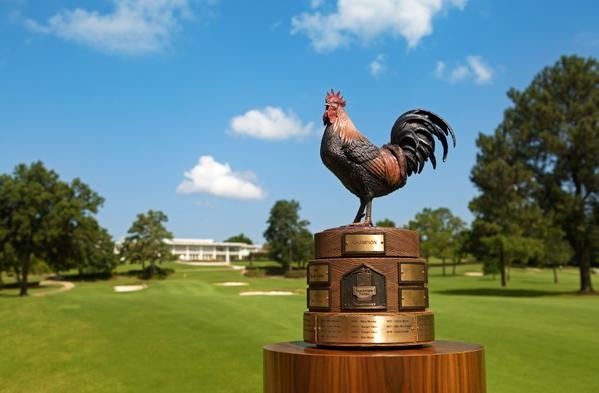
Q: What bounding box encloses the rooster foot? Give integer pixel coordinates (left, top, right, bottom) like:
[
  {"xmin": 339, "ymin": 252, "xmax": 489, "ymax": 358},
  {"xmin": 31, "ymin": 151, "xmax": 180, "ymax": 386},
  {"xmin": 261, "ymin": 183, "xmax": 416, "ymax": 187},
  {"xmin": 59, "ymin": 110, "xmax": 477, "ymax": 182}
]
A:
[
  {"xmin": 351, "ymin": 200, "xmax": 373, "ymax": 227},
  {"xmin": 349, "ymin": 220, "xmax": 373, "ymax": 227},
  {"xmin": 340, "ymin": 221, "xmax": 372, "ymax": 227}
]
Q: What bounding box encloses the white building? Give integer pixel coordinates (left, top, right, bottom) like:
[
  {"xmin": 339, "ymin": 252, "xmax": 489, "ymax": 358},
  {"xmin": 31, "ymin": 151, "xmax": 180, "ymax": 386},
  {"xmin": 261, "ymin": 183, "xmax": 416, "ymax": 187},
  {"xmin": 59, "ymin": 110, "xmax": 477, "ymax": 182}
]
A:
[{"xmin": 164, "ymin": 238, "xmax": 261, "ymax": 263}]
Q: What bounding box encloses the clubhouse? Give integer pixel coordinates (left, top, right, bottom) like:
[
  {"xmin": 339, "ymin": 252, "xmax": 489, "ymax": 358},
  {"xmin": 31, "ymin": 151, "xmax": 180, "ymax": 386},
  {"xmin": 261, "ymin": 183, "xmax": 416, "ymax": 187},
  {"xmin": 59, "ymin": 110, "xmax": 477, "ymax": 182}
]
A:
[{"xmin": 164, "ymin": 238, "xmax": 261, "ymax": 263}]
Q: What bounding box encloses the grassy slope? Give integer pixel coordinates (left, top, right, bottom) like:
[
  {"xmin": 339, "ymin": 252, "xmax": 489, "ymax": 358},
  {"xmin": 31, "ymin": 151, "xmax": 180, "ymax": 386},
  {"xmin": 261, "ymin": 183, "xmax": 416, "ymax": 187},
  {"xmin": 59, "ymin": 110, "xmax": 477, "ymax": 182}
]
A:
[{"xmin": 0, "ymin": 264, "xmax": 597, "ymax": 393}]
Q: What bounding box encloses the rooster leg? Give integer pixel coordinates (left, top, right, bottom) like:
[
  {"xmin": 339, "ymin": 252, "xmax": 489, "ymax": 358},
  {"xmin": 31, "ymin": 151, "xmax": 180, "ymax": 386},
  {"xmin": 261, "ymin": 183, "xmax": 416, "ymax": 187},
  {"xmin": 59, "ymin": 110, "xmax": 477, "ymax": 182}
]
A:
[
  {"xmin": 353, "ymin": 200, "xmax": 366, "ymax": 223},
  {"xmin": 352, "ymin": 199, "xmax": 373, "ymax": 226},
  {"xmin": 364, "ymin": 201, "xmax": 373, "ymax": 226}
]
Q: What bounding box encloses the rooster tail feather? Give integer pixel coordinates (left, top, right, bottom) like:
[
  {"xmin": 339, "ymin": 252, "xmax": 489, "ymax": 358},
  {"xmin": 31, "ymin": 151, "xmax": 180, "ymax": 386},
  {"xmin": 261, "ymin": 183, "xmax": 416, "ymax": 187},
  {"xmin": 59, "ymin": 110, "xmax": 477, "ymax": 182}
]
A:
[{"xmin": 390, "ymin": 109, "xmax": 455, "ymax": 176}]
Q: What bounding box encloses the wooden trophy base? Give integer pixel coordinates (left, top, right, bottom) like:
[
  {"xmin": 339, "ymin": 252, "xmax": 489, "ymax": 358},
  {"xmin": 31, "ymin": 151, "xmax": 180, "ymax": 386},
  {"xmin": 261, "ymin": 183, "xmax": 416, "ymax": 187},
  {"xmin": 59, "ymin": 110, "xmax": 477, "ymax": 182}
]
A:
[{"xmin": 263, "ymin": 340, "xmax": 486, "ymax": 393}]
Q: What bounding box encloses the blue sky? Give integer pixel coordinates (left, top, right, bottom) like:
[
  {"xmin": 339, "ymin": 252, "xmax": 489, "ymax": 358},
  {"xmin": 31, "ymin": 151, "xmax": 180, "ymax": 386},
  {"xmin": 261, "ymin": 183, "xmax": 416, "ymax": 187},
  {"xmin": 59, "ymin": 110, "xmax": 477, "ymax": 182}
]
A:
[{"xmin": 1, "ymin": 0, "xmax": 599, "ymax": 244}]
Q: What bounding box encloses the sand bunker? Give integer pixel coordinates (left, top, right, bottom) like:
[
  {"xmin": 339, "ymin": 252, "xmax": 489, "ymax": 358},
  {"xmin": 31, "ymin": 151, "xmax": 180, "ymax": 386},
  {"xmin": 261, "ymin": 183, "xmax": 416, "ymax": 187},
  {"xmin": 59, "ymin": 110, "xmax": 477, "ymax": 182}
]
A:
[
  {"xmin": 215, "ymin": 282, "xmax": 249, "ymax": 287},
  {"xmin": 239, "ymin": 291, "xmax": 294, "ymax": 296},
  {"xmin": 113, "ymin": 284, "xmax": 147, "ymax": 293},
  {"xmin": 31, "ymin": 280, "xmax": 75, "ymax": 297},
  {"xmin": 464, "ymin": 272, "xmax": 484, "ymax": 277}
]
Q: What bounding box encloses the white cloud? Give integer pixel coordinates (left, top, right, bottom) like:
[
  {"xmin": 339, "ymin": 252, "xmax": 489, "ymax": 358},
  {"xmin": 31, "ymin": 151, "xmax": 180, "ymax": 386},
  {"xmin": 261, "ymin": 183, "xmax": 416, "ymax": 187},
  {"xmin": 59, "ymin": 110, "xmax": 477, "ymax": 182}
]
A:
[
  {"xmin": 449, "ymin": 0, "xmax": 467, "ymax": 9},
  {"xmin": 291, "ymin": 0, "xmax": 467, "ymax": 52},
  {"xmin": 24, "ymin": 0, "xmax": 191, "ymax": 55},
  {"xmin": 369, "ymin": 54, "xmax": 386, "ymax": 77},
  {"xmin": 449, "ymin": 64, "xmax": 469, "ymax": 82},
  {"xmin": 466, "ymin": 55, "xmax": 493, "ymax": 84},
  {"xmin": 435, "ymin": 55, "xmax": 494, "ymax": 85},
  {"xmin": 177, "ymin": 156, "xmax": 266, "ymax": 200},
  {"xmin": 229, "ymin": 106, "xmax": 315, "ymax": 140},
  {"xmin": 434, "ymin": 61, "xmax": 446, "ymax": 78}
]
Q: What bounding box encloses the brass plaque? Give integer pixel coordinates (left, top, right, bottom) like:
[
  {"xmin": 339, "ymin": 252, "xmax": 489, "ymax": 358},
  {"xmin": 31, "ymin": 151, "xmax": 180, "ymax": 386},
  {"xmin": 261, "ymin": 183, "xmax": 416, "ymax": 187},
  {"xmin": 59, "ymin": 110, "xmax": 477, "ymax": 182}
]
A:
[
  {"xmin": 343, "ymin": 233, "xmax": 385, "ymax": 254},
  {"xmin": 307, "ymin": 263, "xmax": 329, "ymax": 284},
  {"xmin": 303, "ymin": 312, "xmax": 435, "ymax": 346},
  {"xmin": 416, "ymin": 313, "xmax": 435, "ymax": 341},
  {"xmin": 342, "ymin": 265, "xmax": 386, "ymax": 310},
  {"xmin": 303, "ymin": 313, "xmax": 316, "ymax": 339},
  {"xmin": 308, "ymin": 288, "xmax": 330, "ymax": 309},
  {"xmin": 399, "ymin": 287, "xmax": 428, "ymax": 310},
  {"xmin": 399, "ymin": 262, "xmax": 426, "ymax": 283}
]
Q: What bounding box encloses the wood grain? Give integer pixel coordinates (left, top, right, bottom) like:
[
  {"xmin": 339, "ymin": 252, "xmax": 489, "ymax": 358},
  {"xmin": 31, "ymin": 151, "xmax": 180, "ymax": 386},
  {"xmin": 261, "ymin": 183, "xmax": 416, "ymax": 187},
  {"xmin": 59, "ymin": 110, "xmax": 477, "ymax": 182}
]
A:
[
  {"xmin": 315, "ymin": 226, "xmax": 420, "ymax": 259},
  {"xmin": 264, "ymin": 341, "xmax": 486, "ymax": 393}
]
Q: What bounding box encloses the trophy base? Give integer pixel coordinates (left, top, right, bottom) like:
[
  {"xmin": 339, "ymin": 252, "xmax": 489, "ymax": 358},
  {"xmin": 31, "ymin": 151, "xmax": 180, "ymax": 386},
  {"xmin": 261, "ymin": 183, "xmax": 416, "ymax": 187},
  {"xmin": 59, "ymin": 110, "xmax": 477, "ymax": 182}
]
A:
[
  {"xmin": 303, "ymin": 311, "xmax": 434, "ymax": 347},
  {"xmin": 264, "ymin": 341, "xmax": 487, "ymax": 393}
]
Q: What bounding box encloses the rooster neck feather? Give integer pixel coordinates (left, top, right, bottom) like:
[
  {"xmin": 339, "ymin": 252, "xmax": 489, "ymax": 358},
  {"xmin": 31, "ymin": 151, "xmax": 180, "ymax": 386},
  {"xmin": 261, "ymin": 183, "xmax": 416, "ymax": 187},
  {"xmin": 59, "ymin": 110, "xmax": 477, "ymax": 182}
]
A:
[{"xmin": 333, "ymin": 109, "xmax": 367, "ymax": 144}]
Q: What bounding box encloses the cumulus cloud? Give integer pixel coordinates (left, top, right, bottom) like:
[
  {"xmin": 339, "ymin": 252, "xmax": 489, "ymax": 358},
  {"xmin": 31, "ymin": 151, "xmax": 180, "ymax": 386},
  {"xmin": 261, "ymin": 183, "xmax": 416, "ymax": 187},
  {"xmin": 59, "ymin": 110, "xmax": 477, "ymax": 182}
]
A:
[
  {"xmin": 435, "ymin": 55, "xmax": 494, "ymax": 85},
  {"xmin": 449, "ymin": 64, "xmax": 470, "ymax": 83},
  {"xmin": 229, "ymin": 106, "xmax": 315, "ymax": 140},
  {"xmin": 369, "ymin": 54, "xmax": 386, "ymax": 77},
  {"xmin": 177, "ymin": 156, "xmax": 266, "ymax": 200},
  {"xmin": 466, "ymin": 55, "xmax": 493, "ymax": 84},
  {"xmin": 291, "ymin": 0, "xmax": 467, "ymax": 52},
  {"xmin": 24, "ymin": 0, "xmax": 192, "ymax": 55}
]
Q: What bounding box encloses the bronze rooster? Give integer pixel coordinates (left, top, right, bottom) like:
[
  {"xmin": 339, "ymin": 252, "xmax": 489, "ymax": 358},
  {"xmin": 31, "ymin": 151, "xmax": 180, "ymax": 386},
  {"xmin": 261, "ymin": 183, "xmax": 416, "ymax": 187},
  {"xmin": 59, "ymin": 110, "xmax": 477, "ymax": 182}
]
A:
[{"xmin": 321, "ymin": 90, "xmax": 455, "ymax": 225}]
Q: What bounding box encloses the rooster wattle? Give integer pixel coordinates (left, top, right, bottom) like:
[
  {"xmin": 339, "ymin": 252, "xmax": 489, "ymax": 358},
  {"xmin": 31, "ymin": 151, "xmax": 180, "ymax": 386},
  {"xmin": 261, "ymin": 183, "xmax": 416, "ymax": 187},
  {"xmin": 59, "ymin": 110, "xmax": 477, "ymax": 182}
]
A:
[{"xmin": 321, "ymin": 90, "xmax": 456, "ymax": 226}]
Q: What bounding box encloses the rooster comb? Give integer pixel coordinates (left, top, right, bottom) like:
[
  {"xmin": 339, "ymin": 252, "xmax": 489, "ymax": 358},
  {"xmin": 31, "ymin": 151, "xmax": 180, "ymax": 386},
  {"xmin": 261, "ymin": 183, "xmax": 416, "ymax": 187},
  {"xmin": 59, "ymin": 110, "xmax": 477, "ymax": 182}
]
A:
[{"xmin": 326, "ymin": 89, "xmax": 346, "ymax": 107}]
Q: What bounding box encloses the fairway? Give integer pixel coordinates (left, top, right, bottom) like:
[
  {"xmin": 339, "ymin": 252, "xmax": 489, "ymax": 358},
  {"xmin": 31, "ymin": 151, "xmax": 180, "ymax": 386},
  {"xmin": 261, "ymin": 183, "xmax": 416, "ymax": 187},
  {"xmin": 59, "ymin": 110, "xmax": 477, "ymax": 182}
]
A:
[{"xmin": 1, "ymin": 264, "xmax": 597, "ymax": 393}]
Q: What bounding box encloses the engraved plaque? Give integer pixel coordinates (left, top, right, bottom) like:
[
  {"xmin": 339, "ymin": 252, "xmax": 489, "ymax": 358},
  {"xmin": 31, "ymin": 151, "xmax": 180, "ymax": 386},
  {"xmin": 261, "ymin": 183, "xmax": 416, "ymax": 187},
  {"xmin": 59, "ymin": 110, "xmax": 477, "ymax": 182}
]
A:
[
  {"xmin": 307, "ymin": 263, "xmax": 329, "ymax": 284},
  {"xmin": 303, "ymin": 313, "xmax": 315, "ymax": 339},
  {"xmin": 399, "ymin": 287, "xmax": 428, "ymax": 310},
  {"xmin": 342, "ymin": 265, "xmax": 386, "ymax": 310},
  {"xmin": 399, "ymin": 262, "xmax": 426, "ymax": 283},
  {"xmin": 343, "ymin": 233, "xmax": 385, "ymax": 255},
  {"xmin": 416, "ymin": 313, "xmax": 434, "ymax": 341},
  {"xmin": 303, "ymin": 312, "xmax": 435, "ymax": 345},
  {"xmin": 308, "ymin": 288, "xmax": 330, "ymax": 309}
]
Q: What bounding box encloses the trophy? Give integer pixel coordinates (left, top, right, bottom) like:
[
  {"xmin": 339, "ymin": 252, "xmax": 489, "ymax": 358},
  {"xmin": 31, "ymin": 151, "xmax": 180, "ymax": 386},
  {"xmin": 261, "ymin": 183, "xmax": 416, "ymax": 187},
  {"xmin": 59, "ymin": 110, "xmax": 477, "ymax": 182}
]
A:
[
  {"xmin": 264, "ymin": 91, "xmax": 486, "ymax": 393},
  {"xmin": 303, "ymin": 90, "xmax": 453, "ymax": 346}
]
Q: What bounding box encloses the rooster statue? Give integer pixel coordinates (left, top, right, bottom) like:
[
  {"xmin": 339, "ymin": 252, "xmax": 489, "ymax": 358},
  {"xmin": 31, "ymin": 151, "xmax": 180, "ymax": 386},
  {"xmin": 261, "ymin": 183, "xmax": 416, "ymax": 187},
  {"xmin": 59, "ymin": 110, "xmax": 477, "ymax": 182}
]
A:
[{"xmin": 321, "ymin": 90, "xmax": 455, "ymax": 226}]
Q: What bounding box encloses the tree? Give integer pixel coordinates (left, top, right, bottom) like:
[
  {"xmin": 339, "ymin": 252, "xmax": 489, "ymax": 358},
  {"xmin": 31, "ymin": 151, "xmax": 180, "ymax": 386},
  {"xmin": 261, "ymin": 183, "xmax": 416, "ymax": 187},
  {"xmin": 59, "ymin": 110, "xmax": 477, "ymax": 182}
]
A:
[
  {"xmin": 43, "ymin": 178, "xmax": 110, "ymax": 277},
  {"xmin": 469, "ymin": 128, "xmax": 546, "ymax": 286},
  {"xmin": 451, "ymin": 229, "xmax": 471, "ymax": 275},
  {"xmin": 375, "ymin": 218, "xmax": 396, "ymax": 228},
  {"xmin": 492, "ymin": 55, "xmax": 599, "ymax": 293},
  {"xmin": 0, "ymin": 243, "xmax": 18, "ymax": 286},
  {"xmin": 224, "ymin": 233, "xmax": 253, "ymax": 244},
  {"xmin": 263, "ymin": 200, "xmax": 313, "ymax": 270},
  {"xmin": 406, "ymin": 207, "xmax": 465, "ymax": 276},
  {"xmin": 538, "ymin": 224, "xmax": 573, "ymax": 284},
  {"xmin": 119, "ymin": 210, "xmax": 174, "ymax": 278},
  {"xmin": 293, "ymin": 227, "xmax": 314, "ymax": 268},
  {"xmin": 0, "ymin": 162, "xmax": 106, "ymax": 295}
]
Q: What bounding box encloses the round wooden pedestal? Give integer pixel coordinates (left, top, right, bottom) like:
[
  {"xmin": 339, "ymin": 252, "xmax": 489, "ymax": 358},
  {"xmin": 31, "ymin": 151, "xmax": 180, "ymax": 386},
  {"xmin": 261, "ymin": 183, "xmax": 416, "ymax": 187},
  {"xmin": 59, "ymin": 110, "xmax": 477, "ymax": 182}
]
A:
[{"xmin": 263, "ymin": 341, "xmax": 486, "ymax": 393}]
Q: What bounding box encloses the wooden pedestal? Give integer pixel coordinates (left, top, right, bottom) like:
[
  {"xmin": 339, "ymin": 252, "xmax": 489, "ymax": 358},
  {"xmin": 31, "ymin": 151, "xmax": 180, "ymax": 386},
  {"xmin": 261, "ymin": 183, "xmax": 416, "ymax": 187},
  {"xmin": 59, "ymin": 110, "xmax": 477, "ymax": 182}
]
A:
[{"xmin": 263, "ymin": 341, "xmax": 486, "ymax": 393}]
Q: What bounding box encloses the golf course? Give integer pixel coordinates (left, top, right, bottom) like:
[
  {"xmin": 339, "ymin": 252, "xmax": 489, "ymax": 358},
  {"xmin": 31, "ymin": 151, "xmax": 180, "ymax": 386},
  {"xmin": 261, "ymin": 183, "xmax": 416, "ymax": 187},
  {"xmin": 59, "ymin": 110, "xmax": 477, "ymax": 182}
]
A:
[{"xmin": 1, "ymin": 263, "xmax": 597, "ymax": 393}]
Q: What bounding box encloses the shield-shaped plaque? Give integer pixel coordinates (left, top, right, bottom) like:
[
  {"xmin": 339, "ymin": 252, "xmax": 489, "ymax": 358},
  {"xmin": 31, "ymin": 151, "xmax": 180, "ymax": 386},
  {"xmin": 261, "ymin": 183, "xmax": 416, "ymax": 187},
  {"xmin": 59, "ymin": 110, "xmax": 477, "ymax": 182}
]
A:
[{"xmin": 341, "ymin": 264, "xmax": 386, "ymax": 310}]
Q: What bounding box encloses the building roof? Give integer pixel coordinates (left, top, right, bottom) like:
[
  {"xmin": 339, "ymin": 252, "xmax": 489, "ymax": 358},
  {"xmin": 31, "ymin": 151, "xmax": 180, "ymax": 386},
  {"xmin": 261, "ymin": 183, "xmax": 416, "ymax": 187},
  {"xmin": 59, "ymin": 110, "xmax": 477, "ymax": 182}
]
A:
[{"xmin": 164, "ymin": 238, "xmax": 261, "ymax": 249}]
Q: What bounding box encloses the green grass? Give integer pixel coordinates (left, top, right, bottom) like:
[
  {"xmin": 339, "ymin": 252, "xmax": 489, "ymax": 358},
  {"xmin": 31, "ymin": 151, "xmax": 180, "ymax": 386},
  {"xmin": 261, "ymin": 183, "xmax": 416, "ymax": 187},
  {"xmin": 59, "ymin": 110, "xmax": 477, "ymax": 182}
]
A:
[{"xmin": 1, "ymin": 263, "xmax": 598, "ymax": 393}]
